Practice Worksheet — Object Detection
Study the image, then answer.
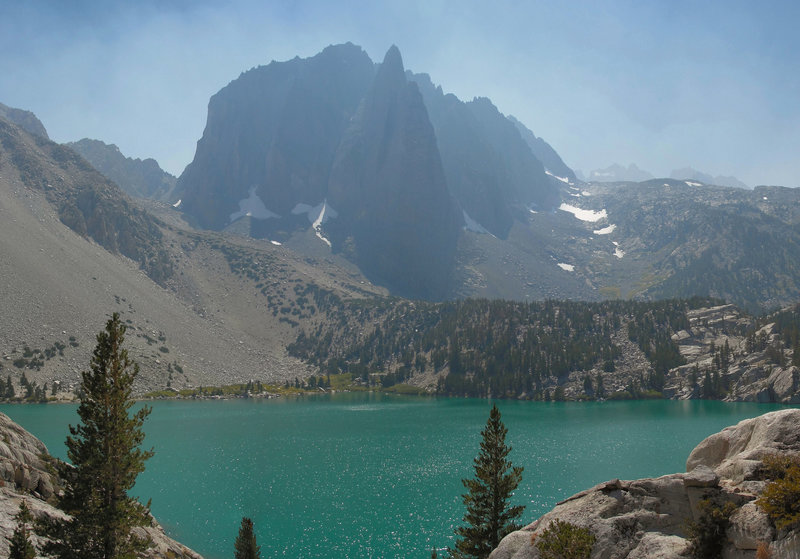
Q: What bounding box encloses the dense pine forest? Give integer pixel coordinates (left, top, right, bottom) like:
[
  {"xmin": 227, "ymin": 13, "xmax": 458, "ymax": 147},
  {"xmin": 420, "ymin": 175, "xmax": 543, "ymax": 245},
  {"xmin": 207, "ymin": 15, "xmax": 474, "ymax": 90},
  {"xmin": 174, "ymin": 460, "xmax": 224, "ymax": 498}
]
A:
[{"xmin": 289, "ymin": 295, "xmax": 735, "ymax": 399}]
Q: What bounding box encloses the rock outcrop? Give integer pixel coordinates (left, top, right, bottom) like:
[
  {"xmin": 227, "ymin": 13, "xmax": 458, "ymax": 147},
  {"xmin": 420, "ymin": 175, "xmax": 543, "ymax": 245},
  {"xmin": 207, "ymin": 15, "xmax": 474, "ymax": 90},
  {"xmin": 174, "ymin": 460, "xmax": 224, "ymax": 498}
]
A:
[
  {"xmin": 0, "ymin": 102, "xmax": 49, "ymax": 139},
  {"xmin": 0, "ymin": 413, "xmax": 202, "ymax": 558},
  {"xmin": 490, "ymin": 408, "xmax": 800, "ymax": 559}
]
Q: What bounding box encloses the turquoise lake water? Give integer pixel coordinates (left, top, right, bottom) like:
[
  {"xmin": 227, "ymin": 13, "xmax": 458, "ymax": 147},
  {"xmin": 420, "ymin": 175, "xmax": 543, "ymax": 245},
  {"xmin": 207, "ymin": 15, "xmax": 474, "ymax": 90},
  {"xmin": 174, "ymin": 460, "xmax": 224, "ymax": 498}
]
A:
[{"xmin": 0, "ymin": 396, "xmax": 789, "ymax": 558}]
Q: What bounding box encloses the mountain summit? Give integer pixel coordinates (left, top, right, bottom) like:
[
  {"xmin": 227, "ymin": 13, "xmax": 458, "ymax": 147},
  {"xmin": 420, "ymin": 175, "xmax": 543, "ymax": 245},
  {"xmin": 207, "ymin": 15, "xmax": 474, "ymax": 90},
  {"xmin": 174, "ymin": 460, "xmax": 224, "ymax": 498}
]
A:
[{"xmin": 175, "ymin": 44, "xmax": 566, "ymax": 298}]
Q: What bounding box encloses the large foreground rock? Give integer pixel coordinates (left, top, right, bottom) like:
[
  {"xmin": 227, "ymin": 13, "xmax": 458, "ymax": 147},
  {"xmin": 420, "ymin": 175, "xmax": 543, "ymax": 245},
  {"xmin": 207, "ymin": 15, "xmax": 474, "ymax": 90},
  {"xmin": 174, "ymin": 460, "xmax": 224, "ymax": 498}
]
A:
[
  {"xmin": 0, "ymin": 413, "xmax": 202, "ymax": 558},
  {"xmin": 491, "ymin": 408, "xmax": 800, "ymax": 559}
]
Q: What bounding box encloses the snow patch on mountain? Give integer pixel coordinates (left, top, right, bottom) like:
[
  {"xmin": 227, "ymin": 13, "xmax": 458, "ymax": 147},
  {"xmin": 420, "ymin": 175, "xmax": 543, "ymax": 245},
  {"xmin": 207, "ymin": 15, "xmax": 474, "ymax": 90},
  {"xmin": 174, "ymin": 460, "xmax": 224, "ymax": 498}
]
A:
[
  {"xmin": 230, "ymin": 187, "xmax": 280, "ymax": 222},
  {"xmin": 557, "ymin": 263, "xmax": 575, "ymax": 272},
  {"xmin": 593, "ymin": 224, "xmax": 616, "ymax": 235},
  {"xmin": 462, "ymin": 211, "xmax": 492, "ymax": 235},
  {"xmin": 290, "ymin": 200, "xmax": 338, "ymax": 246},
  {"xmin": 173, "ymin": 199, "xmax": 182, "ymax": 208},
  {"xmin": 312, "ymin": 201, "xmax": 337, "ymax": 247},
  {"xmin": 270, "ymin": 240, "xmax": 282, "ymax": 246},
  {"xmin": 545, "ymin": 170, "xmax": 571, "ymax": 185},
  {"xmin": 559, "ymin": 203, "xmax": 607, "ymax": 222},
  {"xmin": 614, "ymin": 247, "xmax": 625, "ymax": 259},
  {"xmin": 685, "ymin": 181, "xmax": 702, "ymax": 187}
]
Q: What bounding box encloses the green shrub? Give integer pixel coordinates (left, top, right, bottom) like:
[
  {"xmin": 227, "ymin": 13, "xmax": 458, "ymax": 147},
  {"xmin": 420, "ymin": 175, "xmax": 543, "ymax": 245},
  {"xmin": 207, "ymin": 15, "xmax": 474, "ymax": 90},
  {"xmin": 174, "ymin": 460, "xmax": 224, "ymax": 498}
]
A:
[
  {"xmin": 687, "ymin": 496, "xmax": 738, "ymax": 558},
  {"xmin": 756, "ymin": 453, "xmax": 800, "ymax": 530},
  {"xmin": 534, "ymin": 519, "xmax": 595, "ymax": 559}
]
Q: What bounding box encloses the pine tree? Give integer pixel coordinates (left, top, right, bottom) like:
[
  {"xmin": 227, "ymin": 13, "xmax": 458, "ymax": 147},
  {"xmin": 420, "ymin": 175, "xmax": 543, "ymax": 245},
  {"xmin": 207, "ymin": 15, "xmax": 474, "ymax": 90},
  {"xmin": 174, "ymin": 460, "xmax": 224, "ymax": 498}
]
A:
[
  {"xmin": 234, "ymin": 517, "xmax": 261, "ymax": 559},
  {"xmin": 8, "ymin": 500, "xmax": 36, "ymax": 559},
  {"xmin": 38, "ymin": 313, "xmax": 153, "ymax": 559},
  {"xmin": 452, "ymin": 404, "xmax": 525, "ymax": 559}
]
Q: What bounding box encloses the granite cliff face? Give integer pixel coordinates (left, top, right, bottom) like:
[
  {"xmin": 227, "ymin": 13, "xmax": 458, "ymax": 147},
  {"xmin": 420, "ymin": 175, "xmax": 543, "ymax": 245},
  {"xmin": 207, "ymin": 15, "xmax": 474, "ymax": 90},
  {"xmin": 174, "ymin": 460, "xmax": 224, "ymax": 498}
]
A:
[
  {"xmin": 176, "ymin": 42, "xmax": 376, "ymax": 231},
  {"xmin": 491, "ymin": 409, "xmax": 800, "ymax": 559},
  {"xmin": 326, "ymin": 46, "xmax": 461, "ymax": 299},
  {"xmin": 0, "ymin": 412, "xmax": 202, "ymax": 558},
  {"xmin": 175, "ymin": 43, "xmax": 565, "ymax": 299},
  {"xmin": 410, "ymin": 73, "xmax": 559, "ymax": 239}
]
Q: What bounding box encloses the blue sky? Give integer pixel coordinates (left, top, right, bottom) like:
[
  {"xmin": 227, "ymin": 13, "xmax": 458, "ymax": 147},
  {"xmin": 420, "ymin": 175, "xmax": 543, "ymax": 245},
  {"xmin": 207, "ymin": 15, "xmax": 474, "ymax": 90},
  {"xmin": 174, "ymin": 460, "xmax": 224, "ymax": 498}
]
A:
[{"xmin": 1, "ymin": 0, "xmax": 798, "ymax": 186}]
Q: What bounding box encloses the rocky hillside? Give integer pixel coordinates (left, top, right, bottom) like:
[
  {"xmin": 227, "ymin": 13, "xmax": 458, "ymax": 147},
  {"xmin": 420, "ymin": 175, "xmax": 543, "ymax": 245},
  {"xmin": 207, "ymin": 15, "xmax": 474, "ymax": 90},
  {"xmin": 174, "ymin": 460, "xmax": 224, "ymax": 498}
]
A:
[
  {"xmin": 66, "ymin": 138, "xmax": 177, "ymax": 200},
  {"xmin": 562, "ymin": 179, "xmax": 800, "ymax": 312},
  {"xmin": 289, "ymin": 297, "xmax": 800, "ymax": 404},
  {"xmin": 0, "ymin": 102, "xmax": 49, "ymax": 139},
  {"xmin": 0, "ymin": 113, "xmax": 385, "ymax": 397},
  {"xmin": 450, "ymin": 177, "xmax": 800, "ymax": 311},
  {"xmin": 0, "ymin": 116, "xmax": 173, "ymax": 284},
  {"xmin": 491, "ymin": 408, "xmax": 800, "ymax": 559},
  {"xmin": 0, "ymin": 412, "xmax": 202, "ymax": 558}
]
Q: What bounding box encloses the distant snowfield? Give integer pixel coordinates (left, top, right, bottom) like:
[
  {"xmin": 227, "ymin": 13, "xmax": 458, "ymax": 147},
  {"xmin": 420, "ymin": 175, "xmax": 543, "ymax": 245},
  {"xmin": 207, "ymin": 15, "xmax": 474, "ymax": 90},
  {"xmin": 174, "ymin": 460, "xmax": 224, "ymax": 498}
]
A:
[
  {"xmin": 270, "ymin": 240, "xmax": 282, "ymax": 246},
  {"xmin": 173, "ymin": 199, "xmax": 182, "ymax": 208},
  {"xmin": 230, "ymin": 186, "xmax": 280, "ymax": 222},
  {"xmin": 614, "ymin": 248, "xmax": 625, "ymax": 259},
  {"xmin": 557, "ymin": 263, "xmax": 575, "ymax": 272},
  {"xmin": 685, "ymin": 181, "xmax": 702, "ymax": 187},
  {"xmin": 559, "ymin": 203, "xmax": 607, "ymax": 222},
  {"xmin": 593, "ymin": 224, "xmax": 616, "ymax": 235}
]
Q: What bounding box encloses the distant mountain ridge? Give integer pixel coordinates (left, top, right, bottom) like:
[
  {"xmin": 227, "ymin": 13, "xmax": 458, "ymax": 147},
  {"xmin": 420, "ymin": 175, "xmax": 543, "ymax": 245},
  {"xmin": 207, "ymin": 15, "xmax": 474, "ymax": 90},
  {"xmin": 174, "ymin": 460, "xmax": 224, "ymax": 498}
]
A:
[
  {"xmin": 586, "ymin": 162, "xmax": 748, "ymax": 189},
  {"xmin": 66, "ymin": 138, "xmax": 177, "ymax": 200},
  {"xmin": 669, "ymin": 166, "xmax": 749, "ymax": 189},
  {"xmin": 587, "ymin": 163, "xmax": 654, "ymax": 182}
]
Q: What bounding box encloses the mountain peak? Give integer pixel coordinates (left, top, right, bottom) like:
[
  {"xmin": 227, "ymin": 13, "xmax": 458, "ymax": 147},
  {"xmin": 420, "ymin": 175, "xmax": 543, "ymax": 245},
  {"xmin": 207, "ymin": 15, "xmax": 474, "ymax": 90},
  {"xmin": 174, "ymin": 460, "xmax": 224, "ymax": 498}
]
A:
[
  {"xmin": 377, "ymin": 45, "xmax": 405, "ymax": 83},
  {"xmin": 383, "ymin": 44, "xmax": 403, "ymax": 67},
  {"xmin": 0, "ymin": 101, "xmax": 49, "ymax": 139}
]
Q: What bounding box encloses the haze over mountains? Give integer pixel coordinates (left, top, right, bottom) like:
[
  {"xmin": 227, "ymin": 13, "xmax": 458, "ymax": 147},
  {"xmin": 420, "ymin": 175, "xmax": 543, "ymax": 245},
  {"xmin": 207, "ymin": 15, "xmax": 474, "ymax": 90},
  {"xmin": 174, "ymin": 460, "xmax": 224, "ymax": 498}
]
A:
[
  {"xmin": 1, "ymin": 42, "xmax": 800, "ymax": 399},
  {"xmin": 584, "ymin": 162, "xmax": 749, "ymax": 189},
  {"xmin": 174, "ymin": 43, "xmax": 560, "ymax": 298}
]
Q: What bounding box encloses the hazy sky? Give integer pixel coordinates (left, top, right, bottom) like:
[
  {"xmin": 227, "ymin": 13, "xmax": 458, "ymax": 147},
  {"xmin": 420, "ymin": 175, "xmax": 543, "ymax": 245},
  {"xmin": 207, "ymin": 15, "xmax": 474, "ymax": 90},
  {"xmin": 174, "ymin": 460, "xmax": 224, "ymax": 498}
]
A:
[{"xmin": 1, "ymin": 0, "xmax": 798, "ymax": 187}]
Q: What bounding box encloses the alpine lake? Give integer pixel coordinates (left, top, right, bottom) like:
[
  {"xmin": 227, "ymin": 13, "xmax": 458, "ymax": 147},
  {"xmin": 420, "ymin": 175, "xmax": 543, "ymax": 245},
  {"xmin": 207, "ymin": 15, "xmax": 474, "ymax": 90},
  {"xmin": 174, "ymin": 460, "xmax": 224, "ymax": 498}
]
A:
[{"xmin": 0, "ymin": 395, "xmax": 791, "ymax": 558}]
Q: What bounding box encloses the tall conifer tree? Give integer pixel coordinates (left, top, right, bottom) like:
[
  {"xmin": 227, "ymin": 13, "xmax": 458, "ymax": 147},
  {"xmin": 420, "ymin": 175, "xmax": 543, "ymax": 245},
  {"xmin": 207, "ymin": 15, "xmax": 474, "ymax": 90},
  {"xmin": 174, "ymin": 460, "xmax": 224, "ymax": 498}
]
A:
[
  {"xmin": 8, "ymin": 500, "xmax": 36, "ymax": 559},
  {"xmin": 234, "ymin": 517, "xmax": 261, "ymax": 559},
  {"xmin": 39, "ymin": 313, "xmax": 153, "ymax": 559},
  {"xmin": 452, "ymin": 404, "xmax": 524, "ymax": 559}
]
